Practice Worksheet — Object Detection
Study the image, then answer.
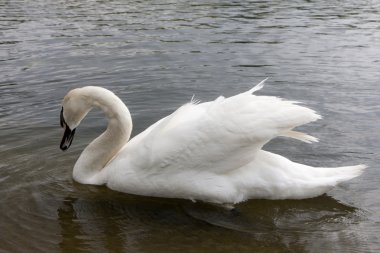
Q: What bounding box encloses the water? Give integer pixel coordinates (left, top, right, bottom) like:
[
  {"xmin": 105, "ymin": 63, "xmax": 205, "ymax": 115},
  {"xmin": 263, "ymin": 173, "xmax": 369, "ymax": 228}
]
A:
[{"xmin": 1, "ymin": 0, "xmax": 379, "ymax": 252}]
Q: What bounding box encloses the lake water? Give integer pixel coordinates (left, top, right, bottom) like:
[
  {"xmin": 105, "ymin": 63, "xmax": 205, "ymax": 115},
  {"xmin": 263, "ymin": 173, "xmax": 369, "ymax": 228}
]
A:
[{"xmin": 1, "ymin": 0, "xmax": 380, "ymax": 252}]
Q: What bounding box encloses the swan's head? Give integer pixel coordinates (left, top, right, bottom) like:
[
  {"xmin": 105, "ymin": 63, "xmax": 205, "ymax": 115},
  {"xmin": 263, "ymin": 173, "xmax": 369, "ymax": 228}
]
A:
[{"xmin": 60, "ymin": 88, "xmax": 92, "ymax": 151}]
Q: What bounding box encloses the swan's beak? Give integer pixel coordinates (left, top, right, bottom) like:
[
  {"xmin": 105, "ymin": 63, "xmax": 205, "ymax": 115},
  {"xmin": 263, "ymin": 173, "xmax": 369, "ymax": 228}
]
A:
[
  {"xmin": 60, "ymin": 126, "xmax": 76, "ymax": 151},
  {"xmin": 60, "ymin": 107, "xmax": 76, "ymax": 151}
]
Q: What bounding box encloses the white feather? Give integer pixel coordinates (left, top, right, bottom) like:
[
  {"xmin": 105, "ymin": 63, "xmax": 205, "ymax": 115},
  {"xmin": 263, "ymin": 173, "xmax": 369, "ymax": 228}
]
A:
[{"xmin": 247, "ymin": 77, "xmax": 268, "ymax": 94}]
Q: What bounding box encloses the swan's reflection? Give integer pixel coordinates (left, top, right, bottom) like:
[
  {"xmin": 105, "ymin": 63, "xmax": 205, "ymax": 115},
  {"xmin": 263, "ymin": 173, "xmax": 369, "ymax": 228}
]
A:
[
  {"xmin": 57, "ymin": 192, "xmax": 360, "ymax": 253},
  {"xmin": 57, "ymin": 195, "xmax": 130, "ymax": 253},
  {"xmin": 57, "ymin": 197, "xmax": 85, "ymax": 252}
]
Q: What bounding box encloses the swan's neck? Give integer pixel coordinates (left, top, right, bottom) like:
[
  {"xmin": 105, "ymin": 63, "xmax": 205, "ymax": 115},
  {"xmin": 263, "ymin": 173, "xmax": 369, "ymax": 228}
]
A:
[{"xmin": 73, "ymin": 89, "xmax": 132, "ymax": 185}]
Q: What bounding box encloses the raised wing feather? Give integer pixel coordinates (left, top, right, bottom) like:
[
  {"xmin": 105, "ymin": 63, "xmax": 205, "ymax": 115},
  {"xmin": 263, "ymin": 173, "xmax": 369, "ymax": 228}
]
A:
[{"xmin": 124, "ymin": 87, "xmax": 320, "ymax": 174}]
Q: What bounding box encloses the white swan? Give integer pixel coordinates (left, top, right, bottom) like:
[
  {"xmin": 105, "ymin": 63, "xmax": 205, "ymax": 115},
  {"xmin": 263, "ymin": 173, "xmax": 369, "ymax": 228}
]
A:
[{"xmin": 60, "ymin": 80, "xmax": 366, "ymax": 205}]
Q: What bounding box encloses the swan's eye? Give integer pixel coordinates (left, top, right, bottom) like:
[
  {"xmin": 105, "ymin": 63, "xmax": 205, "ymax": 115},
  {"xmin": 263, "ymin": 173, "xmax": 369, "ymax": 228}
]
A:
[{"xmin": 60, "ymin": 107, "xmax": 66, "ymax": 128}]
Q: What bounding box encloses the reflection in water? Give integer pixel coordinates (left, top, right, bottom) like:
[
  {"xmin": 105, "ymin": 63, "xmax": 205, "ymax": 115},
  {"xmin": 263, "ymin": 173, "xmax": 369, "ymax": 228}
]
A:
[
  {"xmin": 58, "ymin": 198, "xmax": 86, "ymax": 253},
  {"xmin": 58, "ymin": 196, "xmax": 130, "ymax": 253},
  {"xmin": 185, "ymin": 195, "xmax": 357, "ymax": 233},
  {"xmin": 56, "ymin": 193, "xmax": 359, "ymax": 253}
]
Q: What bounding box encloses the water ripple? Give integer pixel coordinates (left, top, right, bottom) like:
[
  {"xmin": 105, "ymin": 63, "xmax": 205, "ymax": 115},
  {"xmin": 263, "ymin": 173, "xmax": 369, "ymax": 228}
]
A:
[{"xmin": 1, "ymin": 0, "xmax": 379, "ymax": 252}]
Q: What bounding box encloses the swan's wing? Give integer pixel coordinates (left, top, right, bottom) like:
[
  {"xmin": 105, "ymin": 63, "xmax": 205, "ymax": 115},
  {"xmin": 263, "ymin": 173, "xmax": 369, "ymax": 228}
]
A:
[{"xmin": 124, "ymin": 85, "xmax": 320, "ymax": 174}]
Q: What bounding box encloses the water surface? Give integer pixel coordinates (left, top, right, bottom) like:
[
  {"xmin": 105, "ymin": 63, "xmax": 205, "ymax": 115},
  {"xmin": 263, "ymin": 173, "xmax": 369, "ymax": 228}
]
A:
[{"xmin": 1, "ymin": 0, "xmax": 380, "ymax": 252}]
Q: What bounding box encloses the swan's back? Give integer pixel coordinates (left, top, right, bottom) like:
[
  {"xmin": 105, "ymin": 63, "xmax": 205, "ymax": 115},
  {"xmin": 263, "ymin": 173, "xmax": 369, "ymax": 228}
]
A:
[{"xmin": 120, "ymin": 89, "xmax": 320, "ymax": 174}]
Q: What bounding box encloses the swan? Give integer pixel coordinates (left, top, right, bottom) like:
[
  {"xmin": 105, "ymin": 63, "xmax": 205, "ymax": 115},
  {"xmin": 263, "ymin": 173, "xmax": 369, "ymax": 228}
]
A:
[{"xmin": 59, "ymin": 80, "xmax": 366, "ymax": 205}]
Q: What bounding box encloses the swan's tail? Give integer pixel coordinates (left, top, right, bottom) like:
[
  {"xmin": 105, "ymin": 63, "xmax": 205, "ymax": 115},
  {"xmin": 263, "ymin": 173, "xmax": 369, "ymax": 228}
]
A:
[
  {"xmin": 233, "ymin": 151, "xmax": 367, "ymax": 201},
  {"xmin": 318, "ymin": 164, "xmax": 367, "ymax": 184}
]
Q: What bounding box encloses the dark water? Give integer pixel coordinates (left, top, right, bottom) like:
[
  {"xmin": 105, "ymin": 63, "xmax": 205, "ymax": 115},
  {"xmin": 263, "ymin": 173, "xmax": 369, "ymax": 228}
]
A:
[{"xmin": 1, "ymin": 0, "xmax": 380, "ymax": 252}]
